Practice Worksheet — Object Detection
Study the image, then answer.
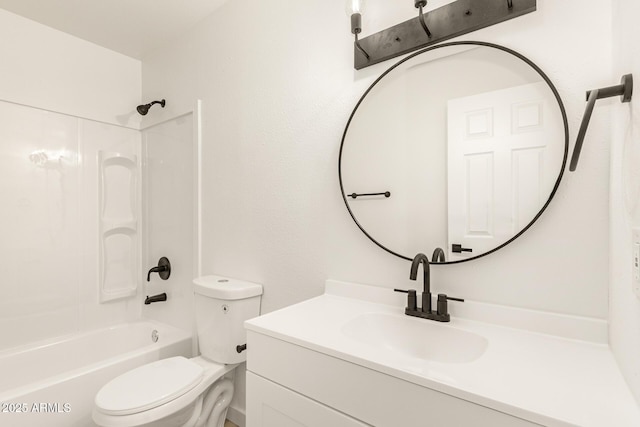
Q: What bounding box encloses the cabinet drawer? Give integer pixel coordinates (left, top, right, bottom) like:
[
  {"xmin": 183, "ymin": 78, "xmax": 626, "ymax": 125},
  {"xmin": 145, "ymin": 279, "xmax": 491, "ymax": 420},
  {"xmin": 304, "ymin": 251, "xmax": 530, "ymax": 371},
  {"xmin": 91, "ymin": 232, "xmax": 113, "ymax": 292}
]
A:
[{"xmin": 247, "ymin": 371, "xmax": 368, "ymax": 427}]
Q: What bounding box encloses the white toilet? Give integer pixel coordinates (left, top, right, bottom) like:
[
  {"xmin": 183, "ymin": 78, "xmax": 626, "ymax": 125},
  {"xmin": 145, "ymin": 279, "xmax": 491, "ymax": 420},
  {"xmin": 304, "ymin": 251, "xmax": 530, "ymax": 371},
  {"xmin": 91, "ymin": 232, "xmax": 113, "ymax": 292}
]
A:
[{"xmin": 93, "ymin": 275, "xmax": 262, "ymax": 427}]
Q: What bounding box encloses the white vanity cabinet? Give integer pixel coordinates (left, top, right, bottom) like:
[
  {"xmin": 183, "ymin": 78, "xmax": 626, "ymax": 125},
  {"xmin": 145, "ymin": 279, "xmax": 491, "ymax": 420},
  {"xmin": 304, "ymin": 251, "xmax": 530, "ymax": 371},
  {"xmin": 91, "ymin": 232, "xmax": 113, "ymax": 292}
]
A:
[
  {"xmin": 246, "ymin": 331, "xmax": 540, "ymax": 427},
  {"xmin": 245, "ymin": 281, "xmax": 640, "ymax": 427}
]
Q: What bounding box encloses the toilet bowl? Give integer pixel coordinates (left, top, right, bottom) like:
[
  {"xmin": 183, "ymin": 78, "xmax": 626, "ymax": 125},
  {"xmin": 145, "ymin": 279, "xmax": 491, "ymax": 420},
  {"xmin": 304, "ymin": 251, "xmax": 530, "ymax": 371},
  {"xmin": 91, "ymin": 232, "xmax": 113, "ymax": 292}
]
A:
[{"xmin": 93, "ymin": 276, "xmax": 262, "ymax": 427}]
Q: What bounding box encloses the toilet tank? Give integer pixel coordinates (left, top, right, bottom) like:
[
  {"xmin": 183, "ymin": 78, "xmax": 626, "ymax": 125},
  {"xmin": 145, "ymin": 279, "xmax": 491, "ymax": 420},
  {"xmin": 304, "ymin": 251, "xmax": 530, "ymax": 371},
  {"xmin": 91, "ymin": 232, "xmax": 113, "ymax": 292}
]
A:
[{"xmin": 193, "ymin": 275, "xmax": 262, "ymax": 364}]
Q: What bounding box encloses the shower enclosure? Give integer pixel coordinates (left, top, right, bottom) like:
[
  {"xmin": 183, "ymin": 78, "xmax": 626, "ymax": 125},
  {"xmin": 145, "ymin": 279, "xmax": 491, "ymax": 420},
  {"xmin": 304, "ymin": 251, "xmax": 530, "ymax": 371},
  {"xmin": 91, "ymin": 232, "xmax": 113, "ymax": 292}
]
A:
[{"xmin": 0, "ymin": 98, "xmax": 201, "ymax": 426}]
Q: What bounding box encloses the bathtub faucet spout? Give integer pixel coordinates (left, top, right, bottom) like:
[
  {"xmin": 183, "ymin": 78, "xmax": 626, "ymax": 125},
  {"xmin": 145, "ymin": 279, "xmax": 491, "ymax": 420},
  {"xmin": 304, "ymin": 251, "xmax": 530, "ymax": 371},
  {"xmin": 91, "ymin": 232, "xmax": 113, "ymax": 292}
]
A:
[{"xmin": 144, "ymin": 293, "xmax": 167, "ymax": 305}]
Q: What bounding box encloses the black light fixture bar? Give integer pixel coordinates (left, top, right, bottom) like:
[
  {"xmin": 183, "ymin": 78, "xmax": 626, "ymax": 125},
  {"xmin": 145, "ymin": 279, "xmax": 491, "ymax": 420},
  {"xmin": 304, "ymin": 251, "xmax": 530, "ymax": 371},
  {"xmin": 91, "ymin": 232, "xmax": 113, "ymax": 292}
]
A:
[{"xmin": 354, "ymin": 0, "xmax": 536, "ymax": 69}]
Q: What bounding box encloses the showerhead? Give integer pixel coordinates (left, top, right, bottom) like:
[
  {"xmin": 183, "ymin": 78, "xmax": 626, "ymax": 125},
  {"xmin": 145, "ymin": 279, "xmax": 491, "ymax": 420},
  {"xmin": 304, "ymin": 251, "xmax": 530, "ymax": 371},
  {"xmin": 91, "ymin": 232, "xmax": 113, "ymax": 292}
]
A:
[
  {"xmin": 136, "ymin": 99, "xmax": 166, "ymax": 116},
  {"xmin": 136, "ymin": 104, "xmax": 150, "ymax": 115}
]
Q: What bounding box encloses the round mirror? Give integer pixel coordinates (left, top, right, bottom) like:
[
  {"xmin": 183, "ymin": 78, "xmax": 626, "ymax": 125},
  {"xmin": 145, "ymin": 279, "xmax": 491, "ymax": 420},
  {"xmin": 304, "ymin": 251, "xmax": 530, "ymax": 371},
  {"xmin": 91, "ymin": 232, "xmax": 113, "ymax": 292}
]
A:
[{"xmin": 339, "ymin": 41, "xmax": 568, "ymax": 263}]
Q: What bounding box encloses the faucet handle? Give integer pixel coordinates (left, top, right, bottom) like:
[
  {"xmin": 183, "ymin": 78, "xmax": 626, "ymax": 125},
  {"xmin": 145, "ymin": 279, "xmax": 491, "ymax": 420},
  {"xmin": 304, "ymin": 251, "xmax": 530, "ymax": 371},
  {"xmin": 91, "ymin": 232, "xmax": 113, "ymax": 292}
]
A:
[
  {"xmin": 147, "ymin": 257, "xmax": 171, "ymax": 282},
  {"xmin": 436, "ymin": 294, "xmax": 464, "ymax": 317},
  {"xmin": 394, "ymin": 288, "xmax": 417, "ymax": 311}
]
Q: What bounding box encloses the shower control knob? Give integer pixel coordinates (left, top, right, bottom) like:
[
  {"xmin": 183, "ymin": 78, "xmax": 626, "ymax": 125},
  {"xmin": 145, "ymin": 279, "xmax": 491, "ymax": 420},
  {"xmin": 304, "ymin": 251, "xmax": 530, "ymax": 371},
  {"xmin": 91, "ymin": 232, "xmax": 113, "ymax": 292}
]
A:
[{"xmin": 147, "ymin": 257, "xmax": 171, "ymax": 282}]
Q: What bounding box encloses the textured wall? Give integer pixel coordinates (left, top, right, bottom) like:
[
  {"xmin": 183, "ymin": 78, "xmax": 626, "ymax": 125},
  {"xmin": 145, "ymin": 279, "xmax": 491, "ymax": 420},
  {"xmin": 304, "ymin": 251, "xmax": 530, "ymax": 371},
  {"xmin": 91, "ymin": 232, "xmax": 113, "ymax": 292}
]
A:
[
  {"xmin": 0, "ymin": 9, "xmax": 141, "ymax": 128},
  {"xmin": 610, "ymin": 0, "xmax": 640, "ymax": 404},
  {"xmin": 142, "ymin": 0, "xmax": 612, "ymax": 319}
]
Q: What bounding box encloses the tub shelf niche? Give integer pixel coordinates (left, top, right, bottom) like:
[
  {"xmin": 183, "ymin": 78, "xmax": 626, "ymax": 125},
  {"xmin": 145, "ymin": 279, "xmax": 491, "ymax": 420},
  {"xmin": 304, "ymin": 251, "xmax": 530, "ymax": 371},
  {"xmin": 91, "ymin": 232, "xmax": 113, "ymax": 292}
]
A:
[{"xmin": 98, "ymin": 151, "xmax": 138, "ymax": 303}]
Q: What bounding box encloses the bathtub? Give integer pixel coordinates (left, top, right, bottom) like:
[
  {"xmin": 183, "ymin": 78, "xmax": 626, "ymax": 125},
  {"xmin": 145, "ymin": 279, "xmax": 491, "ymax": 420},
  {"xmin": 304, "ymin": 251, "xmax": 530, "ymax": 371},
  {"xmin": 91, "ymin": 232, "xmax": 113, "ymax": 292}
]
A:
[{"xmin": 0, "ymin": 320, "xmax": 192, "ymax": 427}]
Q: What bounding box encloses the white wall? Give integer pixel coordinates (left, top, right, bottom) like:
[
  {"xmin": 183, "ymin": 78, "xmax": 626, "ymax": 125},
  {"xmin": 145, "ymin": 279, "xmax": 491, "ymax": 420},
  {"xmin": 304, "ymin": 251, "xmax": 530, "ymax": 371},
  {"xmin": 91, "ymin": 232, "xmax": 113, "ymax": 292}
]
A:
[
  {"xmin": 143, "ymin": 0, "xmax": 611, "ymax": 319},
  {"xmin": 610, "ymin": 0, "xmax": 640, "ymax": 404},
  {"xmin": 0, "ymin": 9, "xmax": 141, "ymax": 128},
  {"xmin": 141, "ymin": 1, "xmax": 613, "ymax": 421}
]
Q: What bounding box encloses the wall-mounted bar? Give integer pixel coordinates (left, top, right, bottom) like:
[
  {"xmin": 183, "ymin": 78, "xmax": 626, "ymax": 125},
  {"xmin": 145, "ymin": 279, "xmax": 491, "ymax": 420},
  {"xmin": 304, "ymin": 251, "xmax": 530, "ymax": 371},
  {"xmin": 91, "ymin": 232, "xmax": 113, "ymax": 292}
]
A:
[
  {"xmin": 354, "ymin": 0, "xmax": 536, "ymax": 70},
  {"xmin": 348, "ymin": 191, "xmax": 391, "ymax": 199},
  {"xmin": 570, "ymin": 74, "xmax": 633, "ymax": 171}
]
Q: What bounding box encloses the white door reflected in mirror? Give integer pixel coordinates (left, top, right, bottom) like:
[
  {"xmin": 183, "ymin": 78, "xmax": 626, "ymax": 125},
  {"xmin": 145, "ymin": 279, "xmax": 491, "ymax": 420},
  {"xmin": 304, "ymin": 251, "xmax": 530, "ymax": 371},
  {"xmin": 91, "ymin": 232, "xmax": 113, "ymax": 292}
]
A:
[
  {"xmin": 447, "ymin": 82, "xmax": 563, "ymax": 261},
  {"xmin": 340, "ymin": 42, "xmax": 567, "ymax": 263}
]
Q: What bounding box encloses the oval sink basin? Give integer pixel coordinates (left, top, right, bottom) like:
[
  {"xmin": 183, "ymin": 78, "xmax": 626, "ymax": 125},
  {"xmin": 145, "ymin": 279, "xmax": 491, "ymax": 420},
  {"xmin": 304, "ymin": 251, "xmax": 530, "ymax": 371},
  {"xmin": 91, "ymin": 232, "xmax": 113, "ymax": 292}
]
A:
[{"xmin": 341, "ymin": 312, "xmax": 488, "ymax": 364}]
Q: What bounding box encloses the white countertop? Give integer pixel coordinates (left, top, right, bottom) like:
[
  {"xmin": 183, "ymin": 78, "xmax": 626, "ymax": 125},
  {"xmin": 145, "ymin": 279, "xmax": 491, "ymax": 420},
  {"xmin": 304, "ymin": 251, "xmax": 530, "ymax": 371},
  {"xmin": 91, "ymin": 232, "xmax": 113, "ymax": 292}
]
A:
[{"xmin": 245, "ymin": 280, "xmax": 640, "ymax": 427}]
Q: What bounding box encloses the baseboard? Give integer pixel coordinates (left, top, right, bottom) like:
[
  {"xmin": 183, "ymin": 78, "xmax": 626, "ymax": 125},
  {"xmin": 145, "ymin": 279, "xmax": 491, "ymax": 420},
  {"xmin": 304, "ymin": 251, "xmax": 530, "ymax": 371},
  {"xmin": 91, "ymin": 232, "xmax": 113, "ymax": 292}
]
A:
[{"xmin": 227, "ymin": 406, "xmax": 246, "ymax": 427}]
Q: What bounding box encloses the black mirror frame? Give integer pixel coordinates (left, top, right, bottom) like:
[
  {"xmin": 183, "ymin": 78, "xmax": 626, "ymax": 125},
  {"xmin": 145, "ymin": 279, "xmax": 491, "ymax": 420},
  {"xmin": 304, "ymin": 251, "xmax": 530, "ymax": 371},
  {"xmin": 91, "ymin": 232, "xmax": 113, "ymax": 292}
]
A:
[{"xmin": 338, "ymin": 41, "xmax": 569, "ymax": 264}]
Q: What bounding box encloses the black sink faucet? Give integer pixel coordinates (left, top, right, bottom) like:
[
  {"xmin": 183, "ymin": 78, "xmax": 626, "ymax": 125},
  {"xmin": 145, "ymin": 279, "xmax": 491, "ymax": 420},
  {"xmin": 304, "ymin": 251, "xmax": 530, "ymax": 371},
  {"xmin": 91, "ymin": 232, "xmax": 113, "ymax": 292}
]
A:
[
  {"xmin": 431, "ymin": 247, "xmax": 446, "ymax": 263},
  {"xmin": 395, "ymin": 252, "xmax": 464, "ymax": 322},
  {"xmin": 410, "ymin": 253, "xmax": 431, "ymax": 313}
]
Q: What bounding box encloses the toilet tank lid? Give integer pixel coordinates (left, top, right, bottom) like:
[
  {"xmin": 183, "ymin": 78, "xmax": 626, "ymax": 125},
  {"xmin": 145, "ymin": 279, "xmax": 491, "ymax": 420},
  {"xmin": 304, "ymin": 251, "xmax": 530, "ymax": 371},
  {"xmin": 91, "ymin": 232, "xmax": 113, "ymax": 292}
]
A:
[{"xmin": 193, "ymin": 275, "xmax": 263, "ymax": 300}]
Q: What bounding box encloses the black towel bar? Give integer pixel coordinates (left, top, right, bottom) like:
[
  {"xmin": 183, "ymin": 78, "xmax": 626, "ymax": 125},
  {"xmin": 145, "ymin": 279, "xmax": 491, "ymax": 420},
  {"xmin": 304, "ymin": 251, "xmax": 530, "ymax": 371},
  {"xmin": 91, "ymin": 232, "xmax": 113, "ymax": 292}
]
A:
[
  {"xmin": 348, "ymin": 191, "xmax": 391, "ymax": 199},
  {"xmin": 570, "ymin": 74, "xmax": 633, "ymax": 171}
]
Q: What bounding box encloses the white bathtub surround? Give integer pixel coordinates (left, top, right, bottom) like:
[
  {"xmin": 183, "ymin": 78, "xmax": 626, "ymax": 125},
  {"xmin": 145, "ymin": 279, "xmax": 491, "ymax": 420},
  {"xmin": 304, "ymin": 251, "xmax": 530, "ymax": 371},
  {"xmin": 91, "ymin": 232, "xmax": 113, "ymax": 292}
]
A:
[
  {"xmin": 0, "ymin": 321, "xmax": 191, "ymax": 427},
  {"xmin": 245, "ymin": 280, "xmax": 640, "ymax": 426},
  {"xmin": 0, "ymin": 100, "xmax": 142, "ymax": 351},
  {"xmin": 99, "ymin": 150, "xmax": 140, "ymax": 302},
  {"xmin": 141, "ymin": 109, "xmax": 200, "ymax": 334}
]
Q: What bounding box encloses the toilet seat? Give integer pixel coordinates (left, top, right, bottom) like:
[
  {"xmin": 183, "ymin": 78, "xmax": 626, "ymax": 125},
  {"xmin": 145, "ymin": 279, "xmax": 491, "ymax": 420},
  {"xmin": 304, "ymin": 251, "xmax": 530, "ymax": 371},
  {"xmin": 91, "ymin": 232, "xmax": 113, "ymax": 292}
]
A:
[
  {"xmin": 93, "ymin": 356, "xmax": 236, "ymax": 427},
  {"xmin": 95, "ymin": 356, "xmax": 203, "ymax": 415}
]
